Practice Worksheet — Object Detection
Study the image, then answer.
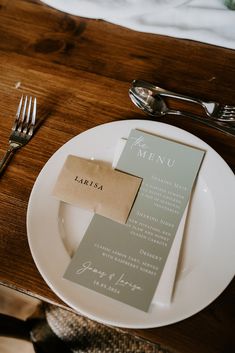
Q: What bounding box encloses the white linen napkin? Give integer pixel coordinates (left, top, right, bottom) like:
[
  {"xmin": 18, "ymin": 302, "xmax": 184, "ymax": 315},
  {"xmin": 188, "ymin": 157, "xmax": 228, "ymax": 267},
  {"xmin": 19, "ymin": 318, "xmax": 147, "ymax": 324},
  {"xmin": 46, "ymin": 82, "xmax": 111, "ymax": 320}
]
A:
[
  {"xmin": 41, "ymin": 0, "xmax": 235, "ymax": 50},
  {"xmin": 112, "ymin": 138, "xmax": 189, "ymax": 306},
  {"xmin": 153, "ymin": 203, "xmax": 188, "ymax": 306}
]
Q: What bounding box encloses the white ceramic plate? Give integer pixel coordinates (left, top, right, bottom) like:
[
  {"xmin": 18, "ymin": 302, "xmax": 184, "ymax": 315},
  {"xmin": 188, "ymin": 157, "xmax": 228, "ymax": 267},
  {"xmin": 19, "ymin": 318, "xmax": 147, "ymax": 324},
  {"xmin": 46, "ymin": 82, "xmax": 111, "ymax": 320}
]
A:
[{"xmin": 27, "ymin": 120, "xmax": 235, "ymax": 328}]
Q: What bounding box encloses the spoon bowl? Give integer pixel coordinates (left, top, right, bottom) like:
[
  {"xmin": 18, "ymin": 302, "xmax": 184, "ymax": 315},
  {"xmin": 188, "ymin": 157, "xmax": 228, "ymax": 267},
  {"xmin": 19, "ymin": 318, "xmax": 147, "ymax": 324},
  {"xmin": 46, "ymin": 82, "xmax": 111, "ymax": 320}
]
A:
[{"xmin": 129, "ymin": 85, "xmax": 167, "ymax": 116}]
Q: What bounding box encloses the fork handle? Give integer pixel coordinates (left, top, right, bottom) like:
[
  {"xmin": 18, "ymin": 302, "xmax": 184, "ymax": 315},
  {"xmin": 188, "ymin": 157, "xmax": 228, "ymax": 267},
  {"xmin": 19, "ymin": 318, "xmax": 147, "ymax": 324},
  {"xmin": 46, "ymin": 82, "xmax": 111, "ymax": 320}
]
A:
[
  {"xmin": 0, "ymin": 146, "xmax": 17, "ymax": 176},
  {"xmin": 167, "ymin": 109, "xmax": 235, "ymax": 137}
]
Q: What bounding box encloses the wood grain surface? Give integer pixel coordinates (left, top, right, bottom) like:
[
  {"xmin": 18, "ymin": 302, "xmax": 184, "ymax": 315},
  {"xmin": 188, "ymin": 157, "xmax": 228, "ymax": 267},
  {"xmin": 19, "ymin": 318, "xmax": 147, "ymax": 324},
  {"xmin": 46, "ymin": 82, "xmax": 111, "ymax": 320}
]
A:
[{"xmin": 0, "ymin": 1, "xmax": 234, "ymax": 352}]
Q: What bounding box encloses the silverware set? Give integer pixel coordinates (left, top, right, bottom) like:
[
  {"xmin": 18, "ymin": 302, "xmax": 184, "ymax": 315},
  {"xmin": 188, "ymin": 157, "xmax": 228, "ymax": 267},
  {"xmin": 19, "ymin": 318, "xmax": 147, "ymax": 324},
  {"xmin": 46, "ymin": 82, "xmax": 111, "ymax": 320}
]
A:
[
  {"xmin": 0, "ymin": 83, "xmax": 234, "ymax": 175},
  {"xmin": 129, "ymin": 80, "xmax": 235, "ymax": 136},
  {"xmin": 0, "ymin": 95, "xmax": 37, "ymax": 175}
]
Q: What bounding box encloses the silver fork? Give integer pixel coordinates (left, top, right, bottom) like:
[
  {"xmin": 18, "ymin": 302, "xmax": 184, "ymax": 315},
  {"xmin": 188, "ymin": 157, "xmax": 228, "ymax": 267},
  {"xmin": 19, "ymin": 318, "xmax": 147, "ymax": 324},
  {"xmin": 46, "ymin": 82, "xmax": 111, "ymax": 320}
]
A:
[
  {"xmin": 132, "ymin": 80, "xmax": 235, "ymax": 122},
  {"xmin": 0, "ymin": 95, "xmax": 37, "ymax": 175}
]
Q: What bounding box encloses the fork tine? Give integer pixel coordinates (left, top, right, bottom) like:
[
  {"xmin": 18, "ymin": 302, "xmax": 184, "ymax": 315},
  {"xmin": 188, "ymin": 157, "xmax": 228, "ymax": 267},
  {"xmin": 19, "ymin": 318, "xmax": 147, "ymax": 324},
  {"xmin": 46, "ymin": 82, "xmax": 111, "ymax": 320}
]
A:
[
  {"xmin": 16, "ymin": 95, "xmax": 23, "ymax": 118},
  {"xmin": 23, "ymin": 96, "xmax": 31, "ymax": 134},
  {"xmin": 221, "ymin": 109, "xmax": 235, "ymax": 115},
  {"xmin": 224, "ymin": 105, "xmax": 235, "ymax": 110},
  {"xmin": 31, "ymin": 97, "xmax": 36, "ymax": 126},
  {"xmin": 221, "ymin": 113, "xmax": 235, "ymax": 120},
  {"xmin": 17, "ymin": 96, "xmax": 28, "ymax": 133},
  {"xmin": 27, "ymin": 97, "xmax": 37, "ymax": 136},
  {"xmin": 224, "ymin": 112, "xmax": 235, "ymax": 116},
  {"xmin": 12, "ymin": 95, "xmax": 23, "ymax": 132},
  {"xmin": 222, "ymin": 109, "xmax": 235, "ymax": 116},
  {"xmin": 25, "ymin": 96, "xmax": 32, "ymax": 124},
  {"xmin": 222, "ymin": 110, "xmax": 235, "ymax": 115}
]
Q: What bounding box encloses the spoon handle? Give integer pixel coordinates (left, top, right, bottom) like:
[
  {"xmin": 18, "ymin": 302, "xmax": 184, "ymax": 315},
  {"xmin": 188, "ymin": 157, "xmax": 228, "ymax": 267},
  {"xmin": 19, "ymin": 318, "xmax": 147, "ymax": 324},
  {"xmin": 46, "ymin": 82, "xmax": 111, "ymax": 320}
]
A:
[
  {"xmin": 132, "ymin": 79, "xmax": 207, "ymax": 106},
  {"xmin": 153, "ymin": 87, "xmax": 205, "ymax": 107}
]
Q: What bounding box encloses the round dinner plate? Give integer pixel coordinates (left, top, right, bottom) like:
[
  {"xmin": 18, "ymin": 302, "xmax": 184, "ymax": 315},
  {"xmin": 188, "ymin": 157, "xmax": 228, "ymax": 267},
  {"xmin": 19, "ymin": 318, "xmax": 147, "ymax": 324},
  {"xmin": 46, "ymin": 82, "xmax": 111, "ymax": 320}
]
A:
[{"xmin": 27, "ymin": 120, "xmax": 235, "ymax": 328}]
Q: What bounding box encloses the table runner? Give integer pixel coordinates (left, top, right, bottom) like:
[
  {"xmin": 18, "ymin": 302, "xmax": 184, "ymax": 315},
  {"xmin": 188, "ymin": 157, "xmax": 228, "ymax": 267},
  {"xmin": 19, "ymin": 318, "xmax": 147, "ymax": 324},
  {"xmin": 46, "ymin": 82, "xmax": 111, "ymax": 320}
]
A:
[{"xmin": 41, "ymin": 0, "xmax": 235, "ymax": 50}]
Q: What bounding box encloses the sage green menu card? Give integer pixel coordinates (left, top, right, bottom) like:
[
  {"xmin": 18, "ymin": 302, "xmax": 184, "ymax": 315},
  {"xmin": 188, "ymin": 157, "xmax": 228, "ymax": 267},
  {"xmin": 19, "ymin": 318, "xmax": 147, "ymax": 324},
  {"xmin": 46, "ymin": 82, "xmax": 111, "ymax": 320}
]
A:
[{"xmin": 64, "ymin": 129, "xmax": 205, "ymax": 311}]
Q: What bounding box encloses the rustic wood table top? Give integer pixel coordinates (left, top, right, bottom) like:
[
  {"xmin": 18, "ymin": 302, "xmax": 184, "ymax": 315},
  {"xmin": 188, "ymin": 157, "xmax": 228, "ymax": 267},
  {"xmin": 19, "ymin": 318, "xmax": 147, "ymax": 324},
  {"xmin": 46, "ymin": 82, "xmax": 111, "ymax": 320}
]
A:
[{"xmin": 0, "ymin": 1, "xmax": 234, "ymax": 352}]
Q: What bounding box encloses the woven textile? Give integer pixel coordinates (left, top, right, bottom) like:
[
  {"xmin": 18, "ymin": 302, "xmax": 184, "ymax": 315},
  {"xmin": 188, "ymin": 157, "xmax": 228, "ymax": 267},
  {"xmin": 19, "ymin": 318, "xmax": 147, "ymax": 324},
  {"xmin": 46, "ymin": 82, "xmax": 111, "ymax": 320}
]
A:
[{"xmin": 44, "ymin": 304, "xmax": 172, "ymax": 353}]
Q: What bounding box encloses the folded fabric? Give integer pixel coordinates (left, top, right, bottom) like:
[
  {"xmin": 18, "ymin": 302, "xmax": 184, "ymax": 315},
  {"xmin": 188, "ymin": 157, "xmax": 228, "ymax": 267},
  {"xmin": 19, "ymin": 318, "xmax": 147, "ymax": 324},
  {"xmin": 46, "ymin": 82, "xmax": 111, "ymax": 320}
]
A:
[
  {"xmin": 153, "ymin": 203, "xmax": 188, "ymax": 306},
  {"xmin": 41, "ymin": 0, "xmax": 235, "ymax": 50},
  {"xmin": 112, "ymin": 137, "xmax": 189, "ymax": 306}
]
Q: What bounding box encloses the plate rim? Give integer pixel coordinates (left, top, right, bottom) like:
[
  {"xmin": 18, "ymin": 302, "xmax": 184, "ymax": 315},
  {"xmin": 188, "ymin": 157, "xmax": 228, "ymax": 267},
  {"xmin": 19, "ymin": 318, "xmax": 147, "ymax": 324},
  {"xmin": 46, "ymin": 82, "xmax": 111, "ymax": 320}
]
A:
[{"xmin": 27, "ymin": 119, "xmax": 235, "ymax": 328}]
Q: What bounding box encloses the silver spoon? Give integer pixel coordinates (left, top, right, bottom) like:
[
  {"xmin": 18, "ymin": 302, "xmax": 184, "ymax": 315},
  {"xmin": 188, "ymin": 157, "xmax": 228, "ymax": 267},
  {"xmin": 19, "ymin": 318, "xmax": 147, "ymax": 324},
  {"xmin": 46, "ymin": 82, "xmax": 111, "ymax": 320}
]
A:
[{"xmin": 129, "ymin": 84, "xmax": 235, "ymax": 137}]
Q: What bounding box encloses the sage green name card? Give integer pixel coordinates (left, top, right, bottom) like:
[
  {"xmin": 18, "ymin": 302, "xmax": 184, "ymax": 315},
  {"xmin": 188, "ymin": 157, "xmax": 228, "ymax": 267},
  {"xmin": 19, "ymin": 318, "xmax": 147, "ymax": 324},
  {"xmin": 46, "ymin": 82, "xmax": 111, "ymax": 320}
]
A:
[{"xmin": 64, "ymin": 129, "xmax": 205, "ymax": 311}]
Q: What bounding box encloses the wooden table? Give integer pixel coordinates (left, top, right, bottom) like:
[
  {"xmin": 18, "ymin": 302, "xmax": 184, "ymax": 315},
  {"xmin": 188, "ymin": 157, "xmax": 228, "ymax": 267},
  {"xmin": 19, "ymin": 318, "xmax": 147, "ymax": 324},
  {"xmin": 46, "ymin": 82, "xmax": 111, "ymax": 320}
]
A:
[{"xmin": 0, "ymin": 1, "xmax": 234, "ymax": 352}]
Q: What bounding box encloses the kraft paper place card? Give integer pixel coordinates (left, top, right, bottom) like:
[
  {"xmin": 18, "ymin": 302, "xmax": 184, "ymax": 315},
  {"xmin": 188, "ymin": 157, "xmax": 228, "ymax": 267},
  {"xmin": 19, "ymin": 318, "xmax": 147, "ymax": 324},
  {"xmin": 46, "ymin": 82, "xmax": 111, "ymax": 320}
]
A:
[
  {"xmin": 52, "ymin": 155, "xmax": 142, "ymax": 224},
  {"xmin": 64, "ymin": 129, "xmax": 205, "ymax": 312}
]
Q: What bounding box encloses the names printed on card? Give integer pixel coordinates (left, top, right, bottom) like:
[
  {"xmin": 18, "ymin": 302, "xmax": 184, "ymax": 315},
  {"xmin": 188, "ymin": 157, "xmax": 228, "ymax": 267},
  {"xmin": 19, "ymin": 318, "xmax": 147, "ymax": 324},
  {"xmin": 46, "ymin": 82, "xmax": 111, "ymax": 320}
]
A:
[{"xmin": 75, "ymin": 259, "xmax": 143, "ymax": 293}]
